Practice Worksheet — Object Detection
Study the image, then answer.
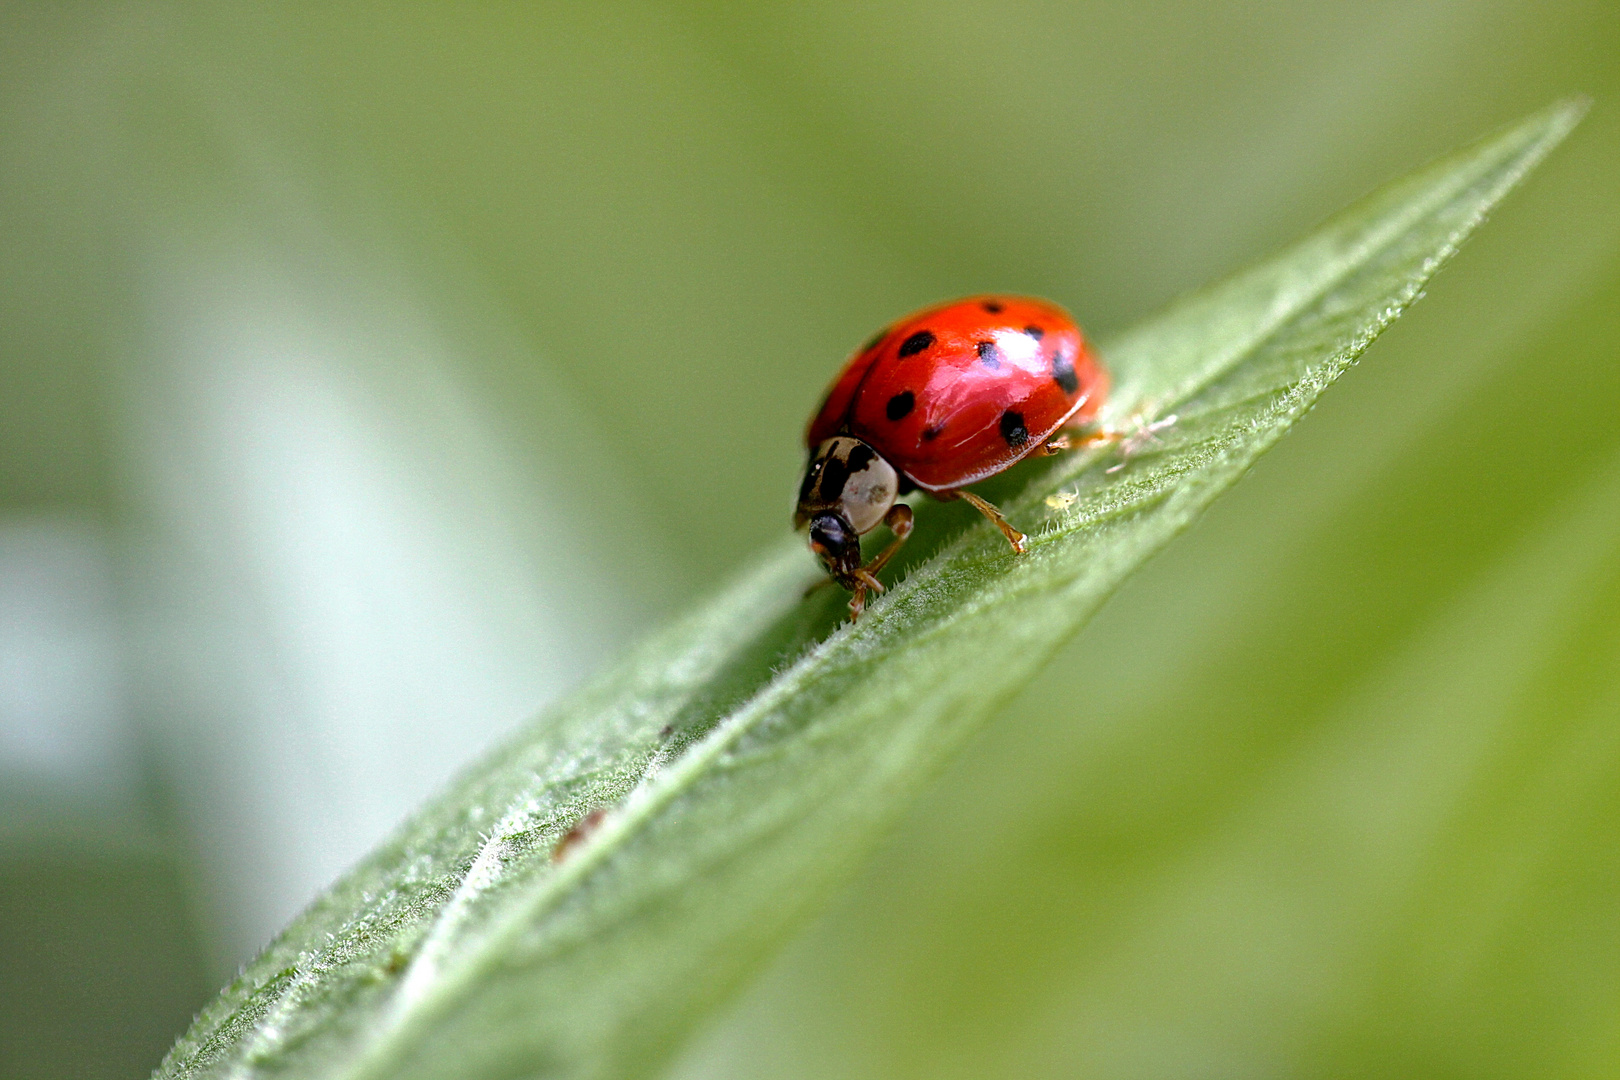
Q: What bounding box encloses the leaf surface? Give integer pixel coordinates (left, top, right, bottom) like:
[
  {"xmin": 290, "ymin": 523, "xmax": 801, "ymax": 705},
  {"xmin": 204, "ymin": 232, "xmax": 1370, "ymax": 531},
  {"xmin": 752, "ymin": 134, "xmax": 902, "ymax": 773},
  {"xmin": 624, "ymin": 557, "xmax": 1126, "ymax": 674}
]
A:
[{"xmin": 158, "ymin": 102, "xmax": 1583, "ymax": 1080}]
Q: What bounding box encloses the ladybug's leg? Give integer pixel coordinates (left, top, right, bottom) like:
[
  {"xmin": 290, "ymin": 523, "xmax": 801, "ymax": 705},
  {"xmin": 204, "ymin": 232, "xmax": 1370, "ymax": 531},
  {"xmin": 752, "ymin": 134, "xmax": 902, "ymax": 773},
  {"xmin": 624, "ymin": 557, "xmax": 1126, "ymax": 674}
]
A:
[
  {"xmin": 843, "ymin": 505, "xmax": 914, "ymax": 621},
  {"xmin": 862, "ymin": 503, "xmax": 914, "ymax": 578},
  {"xmin": 1044, "ymin": 423, "xmax": 1129, "ymax": 455},
  {"xmin": 1056, "ymin": 413, "xmax": 1179, "ymax": 471},
  {"xmin": 947, "ymin": 490, "xmax": 1027, "ymax": 554},
  {"xmin": 1053, "ymin": 424, "xmax": 1126, "ymax": 450},
  {"xmin": 847, "ymin": 568, "xmax": 885, "ymax": 621},
  {"xmin": 1104, "ymin": 413, "xmax": 1177, "ymax": 473}
]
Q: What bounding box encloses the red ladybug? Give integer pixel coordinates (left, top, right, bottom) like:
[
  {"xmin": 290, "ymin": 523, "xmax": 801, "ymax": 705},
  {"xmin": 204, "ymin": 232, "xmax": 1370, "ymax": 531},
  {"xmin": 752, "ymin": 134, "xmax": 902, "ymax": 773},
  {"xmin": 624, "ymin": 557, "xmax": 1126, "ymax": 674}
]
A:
[{"xmin": 796, "ymin": 295, "xmax": 1109, "ymax": 617}]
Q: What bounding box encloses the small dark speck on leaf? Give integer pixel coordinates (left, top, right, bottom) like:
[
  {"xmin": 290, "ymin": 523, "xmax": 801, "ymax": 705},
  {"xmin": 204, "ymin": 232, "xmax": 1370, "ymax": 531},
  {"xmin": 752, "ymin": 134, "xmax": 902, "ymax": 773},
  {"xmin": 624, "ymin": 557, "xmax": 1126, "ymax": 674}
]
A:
[{"xmin": 553, "ymin": 809, "xmax": 609, "ymax": 863}]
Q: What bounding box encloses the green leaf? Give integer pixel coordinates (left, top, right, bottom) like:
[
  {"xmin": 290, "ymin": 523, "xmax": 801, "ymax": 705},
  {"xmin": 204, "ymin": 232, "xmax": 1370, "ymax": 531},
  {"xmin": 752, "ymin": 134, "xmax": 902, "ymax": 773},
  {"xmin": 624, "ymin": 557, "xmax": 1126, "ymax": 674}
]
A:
[{"xmin": 157, "ymin": 101, "xmax": 1583, "ymax": 1080}]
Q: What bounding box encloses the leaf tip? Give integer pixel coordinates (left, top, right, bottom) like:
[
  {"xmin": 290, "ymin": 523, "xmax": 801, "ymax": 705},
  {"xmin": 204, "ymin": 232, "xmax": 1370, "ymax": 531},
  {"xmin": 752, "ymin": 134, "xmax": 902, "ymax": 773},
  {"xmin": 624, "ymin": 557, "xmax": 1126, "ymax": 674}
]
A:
[
  {"xmin": 1514, "ymin": 96, "xmax": 1589, "ymax": 159},
  {"xmin": 1547, "ymin": 94, "xmax": 1591, "ymax": 134}
]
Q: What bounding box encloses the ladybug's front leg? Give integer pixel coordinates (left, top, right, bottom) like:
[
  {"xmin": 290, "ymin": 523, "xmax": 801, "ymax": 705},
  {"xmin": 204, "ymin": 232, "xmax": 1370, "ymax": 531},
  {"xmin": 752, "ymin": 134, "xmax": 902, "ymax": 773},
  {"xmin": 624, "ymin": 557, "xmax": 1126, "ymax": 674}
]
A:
[
  {"xmin": 844, "ymin": 504, "xmax": 914, "ymax": 621},
  {"xmin": 847, "ymin": 578, "xmax": 874, "ymax": 620},
  {"xmin": 862, "ymin": 503, "xmax": 914, "ymax": 578}
]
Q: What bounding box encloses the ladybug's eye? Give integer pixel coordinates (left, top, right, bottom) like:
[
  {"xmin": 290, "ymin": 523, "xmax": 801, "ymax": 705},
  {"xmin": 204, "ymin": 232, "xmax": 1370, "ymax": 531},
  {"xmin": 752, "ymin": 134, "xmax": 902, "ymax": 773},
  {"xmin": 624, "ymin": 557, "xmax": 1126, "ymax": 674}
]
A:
[
  {"xmin": 808, "ymin": 512, "xmax": 863, "ymax": 581},
  {"xmin": 808, "ymin": 514, "xmax": 852, "ymax": 555}
]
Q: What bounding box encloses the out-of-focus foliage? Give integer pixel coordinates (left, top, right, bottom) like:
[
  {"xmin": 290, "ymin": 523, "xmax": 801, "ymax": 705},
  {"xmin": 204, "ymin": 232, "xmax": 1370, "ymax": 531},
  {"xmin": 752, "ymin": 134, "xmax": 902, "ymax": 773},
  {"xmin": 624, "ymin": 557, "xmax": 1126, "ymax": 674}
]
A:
[
  {"xmin": 154, "ymin": 106, "xmax": 1577, "ymax": 1080},
  {"xmin": 0, "ymin": 3, "xmax": 1616, "ymax": 1080}
]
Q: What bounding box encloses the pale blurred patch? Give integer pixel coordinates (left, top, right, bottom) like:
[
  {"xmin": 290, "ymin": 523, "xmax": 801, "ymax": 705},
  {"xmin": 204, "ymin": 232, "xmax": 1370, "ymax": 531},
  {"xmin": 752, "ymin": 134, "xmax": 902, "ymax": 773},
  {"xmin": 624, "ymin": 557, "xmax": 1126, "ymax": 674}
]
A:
[
  {"xmin": 0, "ymin": 516, "xmax": 136, "ymax": 808},
  {"xmin": 116, "ymin": 235, "xmax": 654, "ymax": 965}
]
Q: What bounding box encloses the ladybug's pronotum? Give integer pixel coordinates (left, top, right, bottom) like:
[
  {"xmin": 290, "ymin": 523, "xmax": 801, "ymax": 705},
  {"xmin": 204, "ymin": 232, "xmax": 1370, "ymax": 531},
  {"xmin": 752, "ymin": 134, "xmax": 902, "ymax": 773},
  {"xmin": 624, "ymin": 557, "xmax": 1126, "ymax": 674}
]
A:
[{"xmin": 795, "ymin": 295, "xmax": 1110, "ymax": 619}]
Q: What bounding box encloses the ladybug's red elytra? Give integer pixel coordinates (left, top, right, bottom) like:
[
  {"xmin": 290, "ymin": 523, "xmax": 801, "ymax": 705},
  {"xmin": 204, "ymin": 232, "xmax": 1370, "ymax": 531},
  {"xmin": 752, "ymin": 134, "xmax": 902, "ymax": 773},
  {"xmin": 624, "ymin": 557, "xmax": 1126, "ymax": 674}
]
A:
[{"xmin": 796, "ymin": 295, "xmax": 1109, "ymax": 618}]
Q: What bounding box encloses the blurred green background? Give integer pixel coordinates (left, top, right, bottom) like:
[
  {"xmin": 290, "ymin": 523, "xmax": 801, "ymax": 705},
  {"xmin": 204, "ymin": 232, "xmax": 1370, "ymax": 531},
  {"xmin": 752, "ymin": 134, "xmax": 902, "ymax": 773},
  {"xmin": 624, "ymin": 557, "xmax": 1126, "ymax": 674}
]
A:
[{"xmin": 1, "ymin": 3, "xmax": 1616, "ymax": 1078}]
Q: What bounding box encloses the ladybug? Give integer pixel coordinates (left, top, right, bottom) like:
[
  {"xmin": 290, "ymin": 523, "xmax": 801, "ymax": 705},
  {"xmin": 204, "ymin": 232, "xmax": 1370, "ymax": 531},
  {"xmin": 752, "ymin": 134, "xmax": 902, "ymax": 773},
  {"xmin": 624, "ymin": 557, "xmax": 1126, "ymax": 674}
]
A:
[{"xmin": 796, "ymin": 295, "xmax": 1109, "ymax": 618}]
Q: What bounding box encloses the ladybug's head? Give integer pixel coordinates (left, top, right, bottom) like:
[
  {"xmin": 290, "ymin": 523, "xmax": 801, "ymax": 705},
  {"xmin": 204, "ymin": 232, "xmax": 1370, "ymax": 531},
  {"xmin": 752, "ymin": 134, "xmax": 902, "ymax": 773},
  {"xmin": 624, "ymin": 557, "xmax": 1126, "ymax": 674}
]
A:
[
  {"xmin": 806, "ymin": 512, "xmax": 862, "ymax": 584},
  {"xmin": 795, "ymin": 436, "xmax": 900, "ymax": 586}
]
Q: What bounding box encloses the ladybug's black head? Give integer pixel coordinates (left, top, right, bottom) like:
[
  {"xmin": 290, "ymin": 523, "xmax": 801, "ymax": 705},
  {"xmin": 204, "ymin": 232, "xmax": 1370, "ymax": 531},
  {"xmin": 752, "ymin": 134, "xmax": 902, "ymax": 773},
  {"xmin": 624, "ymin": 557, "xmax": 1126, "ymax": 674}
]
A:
[{"xmin": 807, "ymin": 512, "xmax": 862, "ymax": 585}]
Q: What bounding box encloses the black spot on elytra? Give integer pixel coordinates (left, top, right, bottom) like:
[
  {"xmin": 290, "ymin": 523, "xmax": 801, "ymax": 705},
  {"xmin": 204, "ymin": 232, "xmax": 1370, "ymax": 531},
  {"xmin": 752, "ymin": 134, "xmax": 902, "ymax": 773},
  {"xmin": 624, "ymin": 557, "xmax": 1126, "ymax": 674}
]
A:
[
  {"xmin": 921, "ymin": 424, "xmax": 943, "ymax": 441},
  {"xmin": 1000, "ymin": 410, "xmax": 1029, "ymax": 448},
  {"xmin": 1052, "ymin": 348, "xmax": 1078, "ymax": 394},
  {"xmin": 898, "ymin": 330, "xmax": 935, "ymax": 357},
  {"xmin": 975, "ymin": 340, "xmax": 1002, "ymax": 369},
  {"xmin": 886, "ymin": 391, "xmax": 915, "ymax": 421},
  {"xmin": 1024, "ymin": 325, "xmax": 1045, "ymax": 341},
  {"xmin": 981, "ymin": 300, "xmax": 1004, "ymax": 313}
]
